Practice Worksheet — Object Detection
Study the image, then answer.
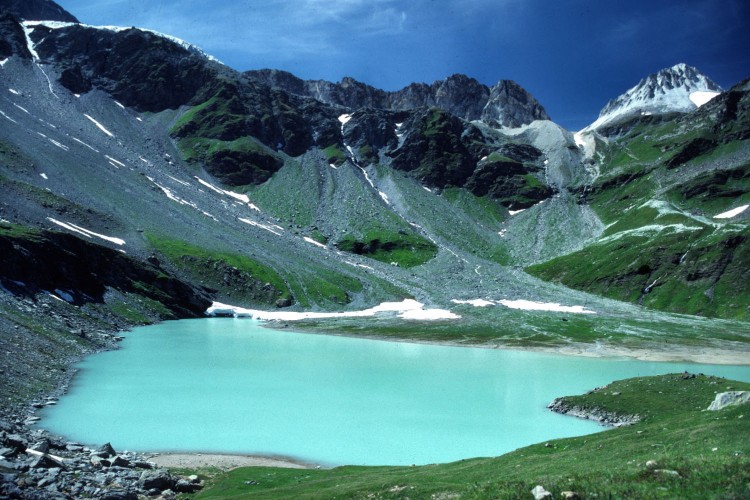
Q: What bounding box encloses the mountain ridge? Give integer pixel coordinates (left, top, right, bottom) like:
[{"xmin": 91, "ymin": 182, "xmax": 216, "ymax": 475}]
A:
[
  {"xmin": 584, "ymin": 63, "xmax": 723, "ymax": 133},
  {"xmin": 245, "ymin": 69, "xmax": 551, "ymax": 128}
]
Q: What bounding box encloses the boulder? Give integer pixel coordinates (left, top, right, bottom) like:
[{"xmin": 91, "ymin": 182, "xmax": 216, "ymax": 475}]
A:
[
  {"xmin": 30, "ymin": 454, "xmax": 64, "ymax": 469},
  {"xmin": 175, "ymin": 478, "xmax": 203, "ymax": 493},
  {"xmin": 95, "ymin": 442, "xmax": 117, "ymax": 458},
  {"xmin": 139, "ymin": 469, "xmax": 175, "ymax": 491},
  {"xmin": 531, "ymin": 485, "xmax": 552, "ymax": 499},
  {"xmin": 110, "ymin": 455, "xmax": 131, "ymax": 468},
  {"xmin": 30, "ymin": 440, "xmax": 50, "ymax": 454},
  {"xmin": 707, "ymin": 391, "xmax": 750, "ymax": 411},
  {"xmin": 3, "ymin": 434, "xmax": 27, "ymax": 451}
]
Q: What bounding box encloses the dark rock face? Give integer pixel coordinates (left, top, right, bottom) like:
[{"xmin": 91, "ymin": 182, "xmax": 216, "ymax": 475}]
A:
[
  {"xmin": 0, "ymin": 0, "xmax": 78, "ymax": 23},
  {"xmin": 246, "ymin": 71, "xmax": 550, "ymax": 128},
  {"xmin": 386, "ymin": 108, "xmax": 551, "ymax": 207},
  {"xmin": 481, "ymin": 80, "xmax": 551, "ymax": 128},
  {"xmin": 388, "ymin": 108, "xmax": 477, "ymax": 188},
  {"xmin": 0, "ymin": 13, "xmax": 33, "ymax": 60},
  {"xmin": 0, "ymin": 228, "xmax": 211, "ymax": 317},
  {"xmin": 30, "ymin": 24, "xmax": 218, "ymax": 111}
]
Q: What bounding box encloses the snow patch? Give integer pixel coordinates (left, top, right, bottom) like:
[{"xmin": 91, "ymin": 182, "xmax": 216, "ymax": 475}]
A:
[
  {"xmin": 238, "ymin": 218, "xmax": 282, "ymax": 236},
  {"xmin": 166, "ymin": 175, "xmax": 190, "ymax": 186},
  {"xmin": 206, "ymin": 299, "xmax": 460, "ymax": 322},
  {"xmin": 21, "ymin": 24, "xmax": 40, "ymax": 61},
  {"xmin": 714, "ymin": 204, "xmax": 749, "ymax": 219},
  {"xmin": 71, "ymin": 137, "xmax": 99, "ymax": 152},
  {"xmin": 0, "ymin": 110, "xmax": 18, "ymax": 123},
  {"xmin": 105, "ymin": 155, "xmax": 126, "ymax": 168},
  {"xmin": 378, "ymin": 191, "xmax": 390, "ymax": 204},
  {"xmin": 451, "ymin": 299, "xmax": 495, "ymax": 307},
  {"xmin": 48, "ymin": 138, "xmax": 69, "ymax": 151},
  {"xmin": 8, "ymin": 89, "xmax": 20, "ymax": 95},
  {"xmin": 498, "ymin": 299, "xmax": 595, "ymax": 314},
  {"xmin": 338, "ymin": 113, "xmax": 352, "ymax": 125},
  {"xmin": 508, "ymin": 208, "xmax": 525, "ymax": 216},
  {"xmin": 345, "ymin": 261, "xmax": 374, "ymax": 270},
  {"xmin": 303, "ymin": 236, "xmax": 327, "ymax": 249},
  {"xmin": 689, "ymin": 91, "xmax": 720, "ymax": 108},
  {"xmin": 84, "ymin": 114, "xmax": 114, "ymax": 137},
  {"xmin": 47, "ymin": 217, "xmax": 125, "ymax": 246},
  {"xmin": 149, "ymin": 177, "xmax": 199, "ymax": 209},
  {"xmin": 40, "ymin": 173, "xmax": 48, "ymax": 180},
  {"xmin": 13, "ymin": 103, "xmax": 30, "ymax": 114},
  {"xmin": 0, "ymin": 59, "xmax": 7, "ymax": 67},
  {"xmin": 53, "ymin": 289, "xmax": 75, "ymax": 303},
  {"xmin": 114, "ymin": 101, "xmax": 125, "ymax": 109},
  {"xmin": 195, "ymin": 176, "xmax": 259, "ymax": 210}
]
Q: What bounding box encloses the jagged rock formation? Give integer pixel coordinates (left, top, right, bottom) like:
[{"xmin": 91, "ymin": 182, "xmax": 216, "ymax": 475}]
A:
[{"xmin": 246, "ymin": 70, "xmax": 550, "ymax": 128}]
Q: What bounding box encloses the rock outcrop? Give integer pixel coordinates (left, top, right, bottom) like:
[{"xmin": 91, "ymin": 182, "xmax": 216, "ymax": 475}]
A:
[{"xmin": 707, "ymin": 391, "xmax": 750, "ymax": 411}]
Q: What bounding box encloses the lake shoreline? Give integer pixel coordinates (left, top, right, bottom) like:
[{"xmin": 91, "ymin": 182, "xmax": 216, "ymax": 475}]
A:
[
  {"xmin": 146, "ymin": 452, "xmax": 318, "ymax": 470},
  {"xmin": 256, "ymin": 319, "xmax": 750, "ymax": 366}
]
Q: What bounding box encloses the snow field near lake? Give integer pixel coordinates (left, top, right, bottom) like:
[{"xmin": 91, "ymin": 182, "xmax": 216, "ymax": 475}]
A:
[
  {"xmin": 207, "ymin": 299, "xmax": 460, "ymax": 321},
  {"xmin": 452, "ymin": 299, "xmax": 596, "ymax": 314}
]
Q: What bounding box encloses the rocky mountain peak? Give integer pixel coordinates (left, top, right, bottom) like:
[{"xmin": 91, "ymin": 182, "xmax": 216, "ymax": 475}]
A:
[
  {"xmin": 0, "ymin": 0, "xmax": 78, "ymax": 23},
  {"xmin": 244, "ymin": 71, "xmax": 549, "ymax": 128},
  {"xmin": 586, "ymin": 63, "xmax": 722, "ymax": 132},
  {"xmin": 481, "ymin": 80, "xmax": 551, "ymax": 128}
]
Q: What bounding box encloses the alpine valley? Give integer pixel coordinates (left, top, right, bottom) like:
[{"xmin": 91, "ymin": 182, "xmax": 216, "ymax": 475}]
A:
[{"xmin": 1, "ymin": 0, "xmax": 750, "ymax": 498}]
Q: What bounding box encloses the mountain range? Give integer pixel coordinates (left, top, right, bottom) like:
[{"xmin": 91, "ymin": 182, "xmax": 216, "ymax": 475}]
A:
[{"xmin": 0, "ymin": 0, "xmax": 749, "ymax": 407}]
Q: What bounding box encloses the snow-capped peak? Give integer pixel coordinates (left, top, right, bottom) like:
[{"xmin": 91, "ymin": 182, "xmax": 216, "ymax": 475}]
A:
[{"xmin": 583, "ymin": 63, "xmax": 722, "ymax": 132}]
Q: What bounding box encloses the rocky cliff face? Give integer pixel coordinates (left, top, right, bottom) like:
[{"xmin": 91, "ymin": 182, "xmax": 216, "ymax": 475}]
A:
[
  {"xmin": 27, "ymin": 22, "xmax": 221, "ymax": 111},
  {"xmin": 246, "ymin": 70, "xmax": 550, "ymax": 128},
  {"xmin": 0, "ymin": 0, "xmax": 78, "ymax": 23}
]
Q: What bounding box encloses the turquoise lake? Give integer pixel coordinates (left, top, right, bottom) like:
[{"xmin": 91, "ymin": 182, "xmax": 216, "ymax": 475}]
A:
[{"xmin": 39, "ymin": 318, "xmax": 750, "ymax": 466}]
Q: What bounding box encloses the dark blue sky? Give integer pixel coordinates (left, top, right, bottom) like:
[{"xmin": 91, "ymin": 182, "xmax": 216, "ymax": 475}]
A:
[{"xmin": 57, "ymin": 0, "xmax": 750, "ymax": 130}]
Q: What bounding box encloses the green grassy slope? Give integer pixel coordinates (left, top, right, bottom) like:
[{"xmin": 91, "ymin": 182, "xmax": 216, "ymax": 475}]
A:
[
  {"xmin": 189, "ymin": 373, "xmax": 750, "ymax": 499},
  {"xmin": 528, "ymin": 87, "xmax": 750, "ymax": 320}
]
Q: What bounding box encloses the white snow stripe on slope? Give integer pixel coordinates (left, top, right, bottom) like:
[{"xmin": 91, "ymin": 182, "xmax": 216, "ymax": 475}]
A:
[
  {"xmin": 207, "ymin": 299, "xmax": 460, "ymax": 322},
  {"xmin": 451, "ymin": 299, "xmax": 495, "ymax": 307},
  {"xmin": 72, "ymin": 137, "xmax": 99, "ymax": 152},
  {"xmin": 21, "ymin": 24, "xmax": 40, "ymax": 61},
  {"xmin": 9, "ymin": 89, "xmax": 20, "ymax": 95},
  {"xmin": 105, "ymin": 155, "xmax": 126, "ymax": 168},
  {"xmin": 0, "ymin": 111, "xmax": 17, "ymax": 123},
  {"xmin": 84, "ymin": 114, "xmax": 114, "ymax": 137},
  {"xmin": 13, "ymin": 104, "xmax": 30, "ymax": 114},
  {"xmin": 47, "ymin": 218, "xmax": 125, "ymax": 245},
  {"xmin": 195, "ymin": 176, "xmax": 260, "ymax": 210},
  {"xmin": 303, "ymin": 237, "xmax": 327, "ymax": 249},
  {"xmin": 714, "ymin": 204, "xmax": 749, "ymax": 219},
  {"xmin": 238, "ymin": 218, "xmax": 282, "ymax": 236},
  {"xmin": 48, "ymin": 138, "xmax": 69, "ymax": 151}
]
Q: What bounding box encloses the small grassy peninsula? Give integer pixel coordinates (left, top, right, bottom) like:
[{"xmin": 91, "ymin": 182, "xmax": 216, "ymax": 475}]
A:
[{"xmin": 188, "ymin": 373, "xmax": 750, "ymax": 499}]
